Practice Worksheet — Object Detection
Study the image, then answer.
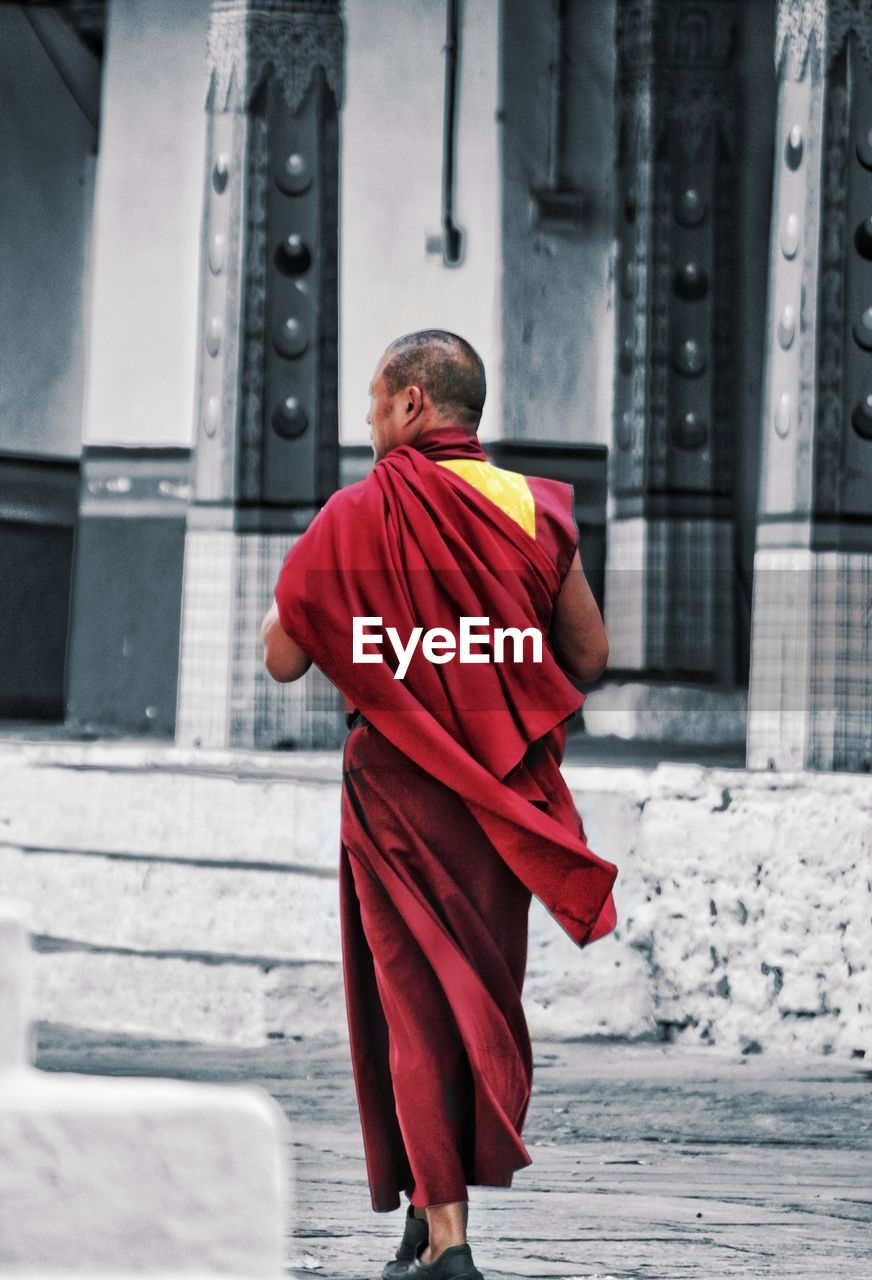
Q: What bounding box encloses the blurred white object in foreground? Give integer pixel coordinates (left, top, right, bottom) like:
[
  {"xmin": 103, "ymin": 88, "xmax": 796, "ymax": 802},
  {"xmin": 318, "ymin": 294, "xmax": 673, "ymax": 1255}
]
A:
[{"xmin": 0, "ymin": 899, "xmax": 290, "ymax": 1278}]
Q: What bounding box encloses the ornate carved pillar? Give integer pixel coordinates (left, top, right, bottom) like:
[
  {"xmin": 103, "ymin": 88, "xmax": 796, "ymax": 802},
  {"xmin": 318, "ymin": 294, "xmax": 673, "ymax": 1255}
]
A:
[
  {"xmin": 176, "ymin": 0, "xmax": 344, "ymax": 750},
  {"xmin": 747, "ymin": 0, "xmax": 872, "ymax": 772},
  {"xmin": 605, "ymin": 0, "xmax": 739, "ymax": 686}
]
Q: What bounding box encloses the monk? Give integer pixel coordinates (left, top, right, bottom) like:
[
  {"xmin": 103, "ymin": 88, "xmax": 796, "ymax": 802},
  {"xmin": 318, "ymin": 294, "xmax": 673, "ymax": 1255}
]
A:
[{"xmin": 261, "ymin": 330, "xmax": 617, "ymax": 1280}]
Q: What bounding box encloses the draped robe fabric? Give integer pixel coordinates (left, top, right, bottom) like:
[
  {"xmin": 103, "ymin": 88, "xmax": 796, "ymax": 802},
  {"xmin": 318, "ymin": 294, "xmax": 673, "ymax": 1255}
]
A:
[{"xmin": 273, "ymin": 426, "xmax": 618, "ymax": 1211}]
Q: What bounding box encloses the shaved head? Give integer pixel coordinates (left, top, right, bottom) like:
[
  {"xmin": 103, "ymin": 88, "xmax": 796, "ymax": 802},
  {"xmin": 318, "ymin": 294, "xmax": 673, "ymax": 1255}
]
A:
[{"xmin": 381, "ymin": 330, "xmax": 486, "ymax": 429}]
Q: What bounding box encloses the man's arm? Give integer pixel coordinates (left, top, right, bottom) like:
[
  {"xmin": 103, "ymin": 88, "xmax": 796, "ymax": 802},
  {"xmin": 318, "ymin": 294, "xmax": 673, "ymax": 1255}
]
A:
[
  {"xmin": 549, "ymin": 550, "xmax": 609, "ymax": 682},
  {"xmin": 261, "ymin": 599, "xmax": 313, "ymax": 683}
]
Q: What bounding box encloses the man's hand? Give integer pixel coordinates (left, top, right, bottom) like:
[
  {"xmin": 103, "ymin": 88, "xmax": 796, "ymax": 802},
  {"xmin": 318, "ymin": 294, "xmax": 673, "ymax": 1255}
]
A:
[
  {"xmin": 261, "ymin": 599, "xmax": 313, "ymax": 683},
  {"xmin": 549, "ymin": 550, "xmax": 609, "ymax": 682}
]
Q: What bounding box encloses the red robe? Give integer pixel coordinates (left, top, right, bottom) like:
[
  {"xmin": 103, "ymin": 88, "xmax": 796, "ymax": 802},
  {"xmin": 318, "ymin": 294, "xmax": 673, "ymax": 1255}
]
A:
[{"xmin": 274, "ymin": 426, "xmax": 618, "ymax": 1210}]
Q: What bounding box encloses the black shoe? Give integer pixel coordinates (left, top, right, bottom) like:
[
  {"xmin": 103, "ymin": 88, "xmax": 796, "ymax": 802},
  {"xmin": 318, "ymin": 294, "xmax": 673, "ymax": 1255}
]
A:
[
  {"xmin": 407, "ymin": 1243, "xmax": 484, "ymax": 1280},
  {"xmin": 381, "ymin": 1206, "xmax": 429, "ymax": 1280}
]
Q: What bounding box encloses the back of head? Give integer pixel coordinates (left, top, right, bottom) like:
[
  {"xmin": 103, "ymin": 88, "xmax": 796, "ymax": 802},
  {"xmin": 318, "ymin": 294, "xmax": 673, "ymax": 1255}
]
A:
[{"xmin": 382, "ymin": 330, "xmax": 486, "ymax": 429}]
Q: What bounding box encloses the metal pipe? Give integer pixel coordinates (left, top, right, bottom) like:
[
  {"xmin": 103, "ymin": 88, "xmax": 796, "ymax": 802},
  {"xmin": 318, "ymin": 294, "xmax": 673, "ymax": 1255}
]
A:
[{"xmin": 441, "ymin": 0, "xmax": 464, "ymax": 266}]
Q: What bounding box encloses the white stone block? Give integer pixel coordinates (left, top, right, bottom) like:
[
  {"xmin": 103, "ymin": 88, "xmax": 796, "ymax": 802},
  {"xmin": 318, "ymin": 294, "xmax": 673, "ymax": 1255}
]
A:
[
  {"xmin": 0, "ymin": 1069, "xmax": 288, "ymax": 1276},
  {"xmin": 0, "ymin": 898, "xmax": 34, "ymax": 1069}
]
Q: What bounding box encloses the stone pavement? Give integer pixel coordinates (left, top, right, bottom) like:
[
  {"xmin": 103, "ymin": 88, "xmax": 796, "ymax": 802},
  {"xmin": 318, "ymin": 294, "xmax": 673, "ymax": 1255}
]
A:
[{"xmin": 36, "ymin": 1026, "xmax": 870, "ymax": 1280}]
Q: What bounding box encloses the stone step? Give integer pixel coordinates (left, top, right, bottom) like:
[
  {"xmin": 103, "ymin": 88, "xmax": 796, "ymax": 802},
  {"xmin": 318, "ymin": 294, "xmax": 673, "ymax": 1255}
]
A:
[
  {"xmin": 26, "ymin": 901, "xmax": 654, "ymax": 1048},
  {"xmin": 0, "ymin": 845, "xmax": 341, "ymax": 964},
  {"xmin": 34, "ymin": 946, "xmax": 346, "ymax": 1047},
  {"xmin": 0, "ymin": 739, "xmax": 655, "ymax": 1046},
  {"xmin": 0, "ymin": 741, "xmax": 342, "ymax": 868}
]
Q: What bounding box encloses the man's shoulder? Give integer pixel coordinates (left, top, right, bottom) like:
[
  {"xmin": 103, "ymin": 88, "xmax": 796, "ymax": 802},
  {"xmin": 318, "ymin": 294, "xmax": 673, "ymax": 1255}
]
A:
[
  {"xmin": 319, "ymin": 472, "xmax": 380, "ymax": 518},
  {"xmin": 526, "ymin": 473, "xmax": 575, "ymax": 512}
]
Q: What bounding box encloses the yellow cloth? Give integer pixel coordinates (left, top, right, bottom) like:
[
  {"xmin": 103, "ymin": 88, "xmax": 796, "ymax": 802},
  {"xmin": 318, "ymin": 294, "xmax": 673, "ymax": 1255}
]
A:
[{"xmin": 436, "ymin": 459, "xmax": 536, "ymax": 539}]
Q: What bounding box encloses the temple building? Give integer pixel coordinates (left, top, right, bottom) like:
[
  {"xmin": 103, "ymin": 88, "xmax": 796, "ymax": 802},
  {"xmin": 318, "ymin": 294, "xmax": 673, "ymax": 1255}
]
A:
[{"xmin": 2, "ymin": 0, "xmax": 871, "ymax": 774}]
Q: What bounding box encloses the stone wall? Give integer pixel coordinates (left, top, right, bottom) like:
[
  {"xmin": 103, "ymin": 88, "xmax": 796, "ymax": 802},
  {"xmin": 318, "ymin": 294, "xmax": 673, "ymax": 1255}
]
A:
[
  {"xmin": 608, "ymin": 763, "xmax": 871, "ymax": 1059},
  {"xmin": 0, "ymin": 740, "xmax": 867, "ymax": 1060}
]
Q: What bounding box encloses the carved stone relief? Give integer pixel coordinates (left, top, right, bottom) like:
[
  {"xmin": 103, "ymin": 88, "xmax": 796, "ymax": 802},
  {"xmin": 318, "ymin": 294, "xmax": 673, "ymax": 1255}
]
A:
[{"xmin": 207, "ymin": 0, "xmax": 343, "ymax": 114}]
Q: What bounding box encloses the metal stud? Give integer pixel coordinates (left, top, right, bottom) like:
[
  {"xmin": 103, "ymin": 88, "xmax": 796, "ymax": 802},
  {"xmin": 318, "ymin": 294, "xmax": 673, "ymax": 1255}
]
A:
[
  {"xmin": 854, "ymin": 217, "xmax": 872, "ymax": 261},
  {"xmin": 850, "ymin": 393, "xmax": 872, "ymax": 440},
  {"xmin": 676, "ymin": 187, "xmax": 706, "ymax": 227},
  {"xmin": 777, "ymin": 304, "xmax": 796, "ymax": 350},
  {"xmin": 785, "ymin": 125, "xmax": 803, "ymax": 170},
  {"xmin": 208, "ymin": 231, "xmax": 226, "ymax": 275},
  {"xmin": 616, "ymin": 409, "xmax": 634, "ymax": 450},
  {"xmin": 674, "ymin": 262, "xmax": 708, "ymax": 301},
  {"xmin": 673, "ymin": 338, "xmax": 706, "ymax": 377},
  {"xmin": 780, "ymin": 213, "xmax": 800, "ymax": 259},
  {"xmin": 205, "ymin": 316, "xmax": 222, "ymax": 358},
  {"xmin": 621, "ymin": 261, "xmax": 636, "ymax": 300},
  {"xmin": 273, "ymin": 316, "xmax": 308, "ymax": 359},
  {"xmin": 212, "ymin": 152, "xmax": 230, "ymax": 194},
  {"xmin": 276, "ymin": 152, "xmax": 312, "ymax": 196},
  {"xmin": 271, "ymin": 395, "xmax": 309, "ymax": 439},
  {"xmin": 275, "ymin": 233, "xmax": 312, "ymax": 276},
  {"xmin": 619, "ymin": 337, "xmax": 634, "ymax": 375},
  {"xmin": 672, "ymin": 411, "xmax": 707, "ymax": 451},
  {"xmin": 856, "ymin": 127, "xmax": 872, "ymax": 171},
  {"xmin": 203, "ymin": 394, "xmax": 221, "ymax": 439},
  {"xmin": 774, "ymin": 391, "xmax": 791, "ymax": 438},
  {"xmin": 852, "ymin": 306, "xmax": 872, "ymax": 351}
]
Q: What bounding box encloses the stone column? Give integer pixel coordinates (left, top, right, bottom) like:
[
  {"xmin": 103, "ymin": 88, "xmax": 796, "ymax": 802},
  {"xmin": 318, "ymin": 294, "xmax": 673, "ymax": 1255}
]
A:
[
  {"xmin": 605, "ymin": 0, "xmax": 740, "ymax": 688},
  {"xmin": 176, "ymin": 0, "xmax": 344, "ymax": 750},
  {"xmin": 747, "ymin": 0, "xmax": 872, "ymax": 773}
]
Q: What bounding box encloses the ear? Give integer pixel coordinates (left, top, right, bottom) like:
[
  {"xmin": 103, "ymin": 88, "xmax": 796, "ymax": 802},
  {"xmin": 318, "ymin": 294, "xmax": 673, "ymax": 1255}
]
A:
[{"xmin": 403, "ymin": 384, "xmax": 424, "ymax": 421}]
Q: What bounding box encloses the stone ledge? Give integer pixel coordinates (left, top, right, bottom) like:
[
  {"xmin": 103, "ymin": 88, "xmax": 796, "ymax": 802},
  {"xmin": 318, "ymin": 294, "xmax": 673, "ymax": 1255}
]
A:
[
  {"xmin": 0, "ymin": 759, "xmax": 342, "ymax": 867},
  {"xmin": 33, "ymin": 948, "xmax": 346, "ymax": 1047},
  {"xmin": 0, "ymin": 737, "xmax": 343, "ymax": 779}
]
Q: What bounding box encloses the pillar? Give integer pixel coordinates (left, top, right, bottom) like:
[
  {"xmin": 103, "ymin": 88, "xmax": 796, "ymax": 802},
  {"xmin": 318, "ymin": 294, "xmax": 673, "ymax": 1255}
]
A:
[
  {"xmin": 66, "ymin": 0, "xmax": 207, "ymax": 736},
  {"xmin": 175, "ymin": 0, "xmax": 344, "ymax": 750},
  {"xmin": 605, "ymin": 0, "xmax": 740, "ymax": 687},
  {"xmin": 747, "ymin": 0, "xmax": 872, "ymax": 773}
]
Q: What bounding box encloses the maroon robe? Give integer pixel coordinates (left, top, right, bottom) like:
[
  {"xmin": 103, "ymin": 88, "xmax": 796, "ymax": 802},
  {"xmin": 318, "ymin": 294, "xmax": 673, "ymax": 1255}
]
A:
[{"xmin": 274, "ymin": 426, "xmax": 618, "ymax": 1211}]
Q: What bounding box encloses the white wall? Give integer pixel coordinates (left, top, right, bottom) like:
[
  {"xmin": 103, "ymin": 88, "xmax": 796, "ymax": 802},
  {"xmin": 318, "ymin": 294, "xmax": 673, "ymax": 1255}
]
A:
[
  {"xmin": 83, "ymin": 0, "xmax": 209, "ymax": 447},
  {"xmin": 0, "ymin": 8, "xmax": 97, "ymax": 458},
  {"xmin": 339, "ymin": 0, "xmax": 502, "ymax": 443}
]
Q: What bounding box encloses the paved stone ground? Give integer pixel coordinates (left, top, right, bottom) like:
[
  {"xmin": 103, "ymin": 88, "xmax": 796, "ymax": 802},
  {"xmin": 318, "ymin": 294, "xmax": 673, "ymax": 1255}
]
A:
[{"xmin": 35, "ymin": 1026, "xmax": 870, "ymax": 1280}]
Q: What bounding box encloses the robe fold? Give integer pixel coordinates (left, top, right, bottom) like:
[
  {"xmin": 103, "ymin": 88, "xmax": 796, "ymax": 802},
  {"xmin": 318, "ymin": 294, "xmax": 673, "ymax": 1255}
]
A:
[{"xmin": 273, "ymin": 425, "xmax": 618, "ymax": 1211}]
